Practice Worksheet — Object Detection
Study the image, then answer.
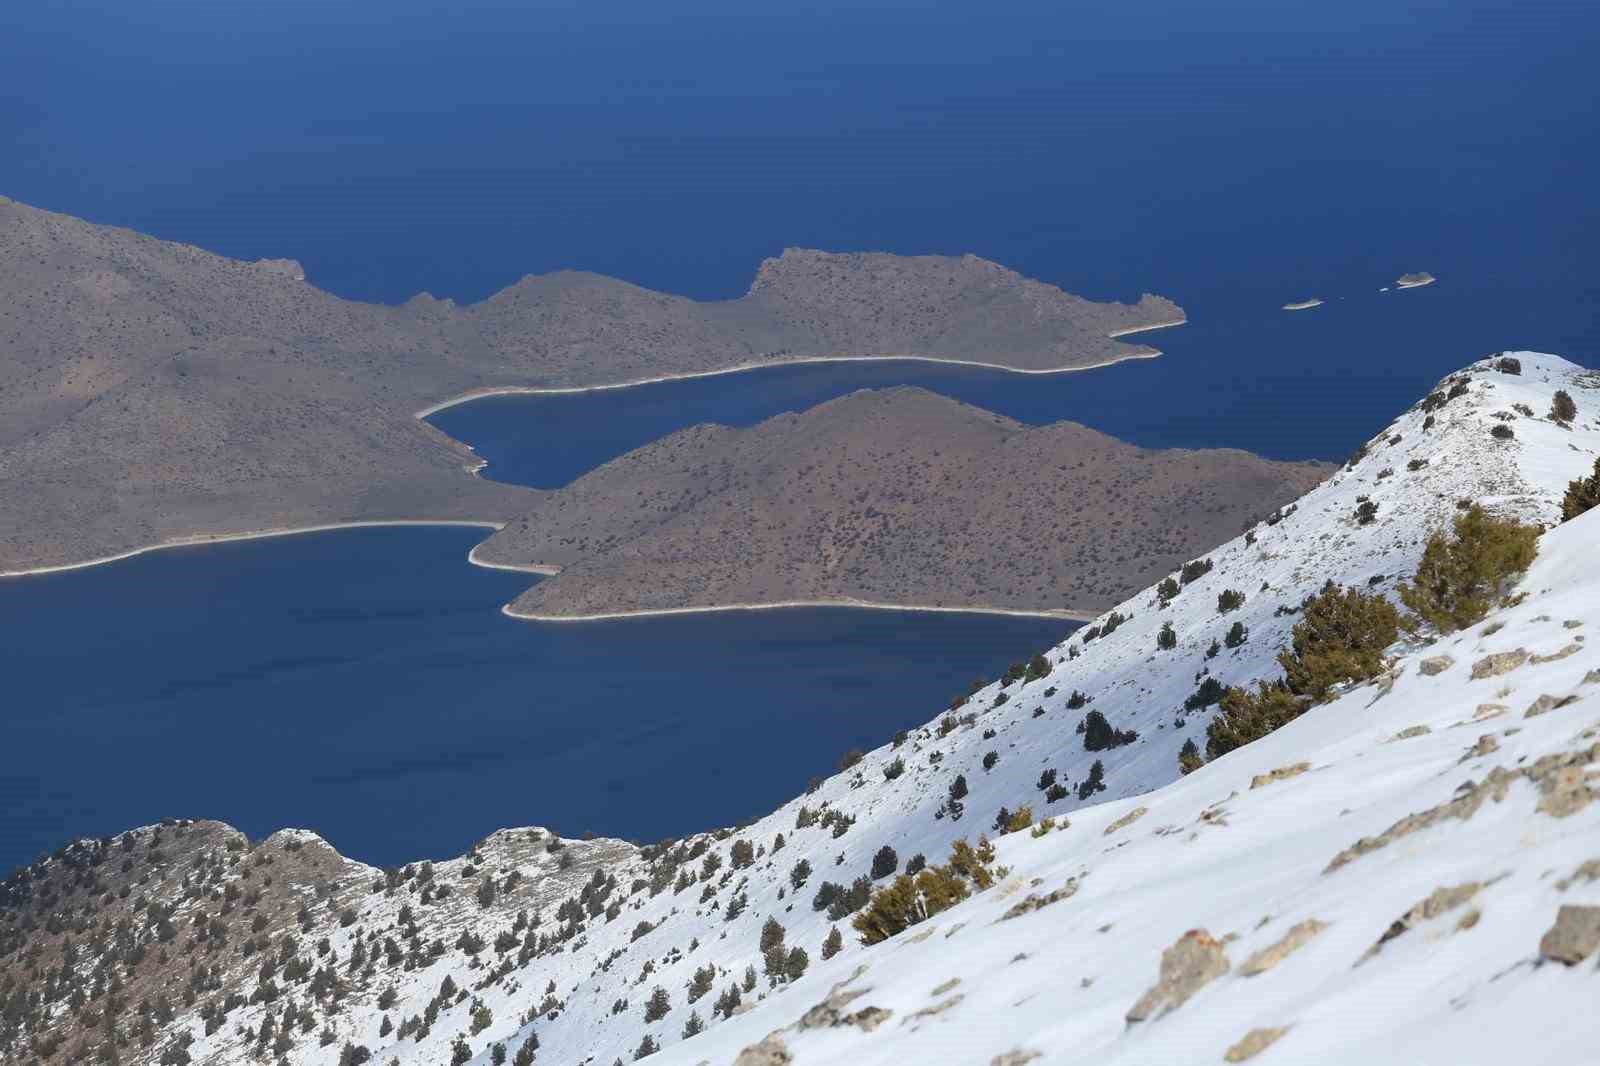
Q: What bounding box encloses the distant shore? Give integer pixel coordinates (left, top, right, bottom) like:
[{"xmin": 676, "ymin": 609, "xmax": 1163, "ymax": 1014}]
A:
[
  {"xmin": 0, "ymin": 520, "xmax": 506, "ymax": 580},
  {"xmin": 1282, "ymin": 298, "xmax": 1323, "ymax": 311},
  {"xmin": 414, "ymin": 319, "xmax": 1186, "ymax": 418},
  {"xmin": 501, "ymin": 598, "xmax": 1097, "ymax": 624},
  {"xmin": 0, "ymin": 523, "xmax": 1097, "ymax": 623}
]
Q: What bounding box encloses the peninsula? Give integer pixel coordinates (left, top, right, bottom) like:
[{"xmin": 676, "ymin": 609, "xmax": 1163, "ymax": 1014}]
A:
[{"xmin": 0, "ymin": 196, "xmax": 1183, "ymax": 576}]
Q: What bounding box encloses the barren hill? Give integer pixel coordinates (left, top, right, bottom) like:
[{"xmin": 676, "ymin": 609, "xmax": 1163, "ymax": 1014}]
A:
[
  {"xmin": 0, "ymin": 196, "xmax": 1181, "ymax": 574},
  {"xmin": 474, "ymin": 388, "xmax": 1331, "ymax": 617}
]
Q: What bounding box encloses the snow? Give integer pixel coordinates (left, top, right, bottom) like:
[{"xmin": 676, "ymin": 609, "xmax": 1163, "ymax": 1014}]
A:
[
  {"xmin": 650, "ymin": 500, "xmax": 1600, "ymax": 1066},
  {"xmin": 157, "ymin": 352, "xmax": 1599, "ymax": 1066}
]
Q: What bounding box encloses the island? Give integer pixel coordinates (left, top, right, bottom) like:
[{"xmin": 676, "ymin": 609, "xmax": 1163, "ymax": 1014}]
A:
[
  {"xmin": 0, "ymin": 195, "xmax": 1185, "ymax": 579},
  {"xmin": 1282, "ymin": 298, "xmax": 1324, "ymax": 311},
  {"xmin": 475, "ymin": 388, "xmax": 1331, "ymax": 618},
  {"xmin": 1395, "ymin": 271, "xmax": 1437, "ymax": 289}
]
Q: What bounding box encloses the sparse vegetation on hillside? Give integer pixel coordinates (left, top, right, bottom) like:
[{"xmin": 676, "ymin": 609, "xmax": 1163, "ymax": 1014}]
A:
[
  {"xmin": 851, "ymin": 838, "xmax": 1000, "ymax": 946},
  {"xmin": 1398, "ymin": 505, "xmax": 1540, "ymax": 632},
  {"xmin": 1277, "ymin": 583, "xmax": 1399, "ymax": 700},
  {"xmin": 1563, "ymin": 458, "xmax": 1600, "ymax": 522}
]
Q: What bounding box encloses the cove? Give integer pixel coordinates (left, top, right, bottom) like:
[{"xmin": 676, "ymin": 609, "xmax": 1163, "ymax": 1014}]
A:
[{"xmin": 0, "ymin": 526, "xmax": 1073, "ymax": 870}]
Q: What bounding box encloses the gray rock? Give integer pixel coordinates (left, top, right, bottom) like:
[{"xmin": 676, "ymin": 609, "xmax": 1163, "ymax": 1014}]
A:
[
  {"xmin": 1126, "ymin": 929, "xmax": 1230, "ymax": 1023},
  {"xmin": 1419, "ymin": 655, "xmax": 1455, "ymax": 676},
  {"xmin": 991, "ymin": 1051, "xmax": 1042, "ymax": 1066},
  {"xmin": 1225, "ymin": 1027, "xmax": 1291, "ymax": 1062},
  {"xmin": 1240, "ymin": 919, "xmax": 1327, "ymax": 976},
  {"xmin": 1250, "ymin": 762, "xmax": 1310, "ymax": 790},
  {"xmin": 1000, "ymin": 879, "xmax": 1080, "ymax": 921},
  {"xmin": 1526, "ymin": 693, "xmax": 1580, "ymax": 718},
  {"xmin": 734, "ymin": 1034, "xmax": 794, "ymax": 1066},
  {"xmin": 1470, "ymin": 650, "xmax": 1530, "ymax": 679},
  {"xmin": 1360, "ymin": 882, "xmax": 1482, "ymax": 962},
  {"xmin": 1539, "ymin": 905, "xmax": 1600, "ymax": 965}
]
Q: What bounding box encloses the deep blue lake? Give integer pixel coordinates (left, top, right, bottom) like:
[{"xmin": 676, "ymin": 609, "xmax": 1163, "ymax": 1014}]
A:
[{"xmin": 0, "ymin": 526, "xmax": 1072, "ymax": 869}]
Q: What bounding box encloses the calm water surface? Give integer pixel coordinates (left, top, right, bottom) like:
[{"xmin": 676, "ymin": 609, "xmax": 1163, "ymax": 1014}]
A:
[{"xmin": 0, "ymin": 527, "xmax": 1072, "ymax": 869}]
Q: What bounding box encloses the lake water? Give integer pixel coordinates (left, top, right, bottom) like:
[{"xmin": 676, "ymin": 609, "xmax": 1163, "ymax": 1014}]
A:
[{"xmin": 0, "ymin": 526, "xmax": 1072, "ymax": 869}]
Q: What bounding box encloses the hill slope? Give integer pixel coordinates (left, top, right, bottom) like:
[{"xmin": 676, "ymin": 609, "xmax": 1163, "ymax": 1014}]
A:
[
  {"xmin": 0, "ymin": 196, "xmax": 1180, "ymax": 574},
  {"xmin": 474, "ymin": 387, "xmax": 1329, "ymax": 618},
  {"xmin": 1, "ymin": 353, "xmax": 1595, "ymax": 1066}
]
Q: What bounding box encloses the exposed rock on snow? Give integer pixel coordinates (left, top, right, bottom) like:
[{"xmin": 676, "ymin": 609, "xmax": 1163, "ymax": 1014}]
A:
[
  {"xmin": 1538, "ymin": 905, "xmax": 1600, "ymax": 965},
  {"xmin": 1125, "ymin": 929, "xmax": 1231, "ymax": 1023},
  {"xmin": 1472, "ymin": 649, "xmax": 1530, "ymax": 678},
  {"xmin": 1239, "ymin": 918, "xmax": 1327, "ymax": 976},
  {"xmin": 1224, "ymin": 1026, "xmax": 1291, "ymax": 1062}
]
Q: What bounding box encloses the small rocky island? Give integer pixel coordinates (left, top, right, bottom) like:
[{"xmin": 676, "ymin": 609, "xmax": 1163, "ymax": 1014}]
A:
[
  {"xmin": 1283, "ymin": 297, "xmax": 1324, "ymax": 311},
  {"xmin": 1395, "ymin": 271, "xmax": 1436, "ymax": 289}
]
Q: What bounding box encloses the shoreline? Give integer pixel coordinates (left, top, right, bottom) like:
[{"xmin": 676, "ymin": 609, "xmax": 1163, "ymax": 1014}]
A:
[
  {"xmin": 501, "ymin": 598, "xmax": 1097, "ymax": 624},
  {"xmin": 414, "ymin": 319, "xmax": 1185, "ymax": 417},
  {"xmin": 466, "ymin": 543, "xmax": 562, "ymax": 575},
  {"xmin": 0, "ymin": 523, "xmax": 1092, "ymax": 624},
  {"xmin": 0, "ymin": 520, "xmax": 506, "ymax": 580}
]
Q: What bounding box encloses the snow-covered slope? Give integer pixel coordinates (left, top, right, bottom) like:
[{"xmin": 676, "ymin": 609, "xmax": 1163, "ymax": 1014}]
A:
[
  {"xmin": 653, "ymin": 502, "xmax": 1600, "ymax": 1065},
  {"xmin": 3, "ymin": 353, "xmax": 1595, "ymax": 1066}
]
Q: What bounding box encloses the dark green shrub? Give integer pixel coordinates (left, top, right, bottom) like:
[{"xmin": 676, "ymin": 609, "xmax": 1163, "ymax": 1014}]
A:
[
  {"xmin": 1076, "ymin": 760, "xmax": 1106, "ymax": 800},
  {"xmin": 1081, "ymin": 710, "xmax": 1137, "ymax": 751},
  {"xmin": 1490, "ymin": 424, "xmax": 1514, "ymax": 440},
  {"xmin": 1551, "ymin": 389, "xmax": 1577, "ymax": 423},
  {"xmin": 820, "ymin": 925, "xmax": 843, "ymax": 959},
  {"xmin": 1495, "ymin": 356, "xmax": 1521, "ymax": 374},
  {"xmin": 1066, "ymin": 690, "xmax": 1088, "ymax": 709},
  {"xmin": 1562, "ymin": 458, "xmax": 1600, "ymax": 521},
  {"xmin": 882, "ymin": 757, "xmax": 905, "ymax": 781},
  {"xmin": 1224, "ymin": 621, "xmax": 1249, "ymax": 649},
  {"xmin": 1398, "ymin": 505, "xmax": 1539, "ymax": 632},
  {"xmin": 1354, "ymin": 498, "xmax": 1378, "ymax": 525},
  {"xmin": 850, "ymin": 838, "xmax": 997, "ymax": 945},
  {"xmin": 870, "ymin": 846, "xmax": 899, "ymax": 879},
  {"xmin": 1183, "ymin": 677, "xmax": 1225, "ymax": 711},
  {"xmin": 1217, "ymin": 589, "xmax": 1245, "ymax": 613},
  {"xmin": 1278, "ymin": 582, "xmax": 1399, "ymax": 699},
  {"xmin": 1157, "ymin": 577, "xmax": 1180, "ymax": 604},
  {"xmin": 1181, "ymin": 558, "xmax": 1213, "ymax": 585},
  {"xmin": 982, "ymin": 751, "xmax": 999, "ymax": 772},
  {"xmin": 1177, "ymin": 739, "xmax": 1202, "ymax": 775},
  {"xmin": 1024, "ymin": 654, "xmax": 1051, "ymax": 682},
  {"xmin": 1205, "ymin": 682, "xmax": 1306, "ymax": 760},
  {"xmin": 1156, "ymin": 621, "xmax": 1177, "ymax": 650}
]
